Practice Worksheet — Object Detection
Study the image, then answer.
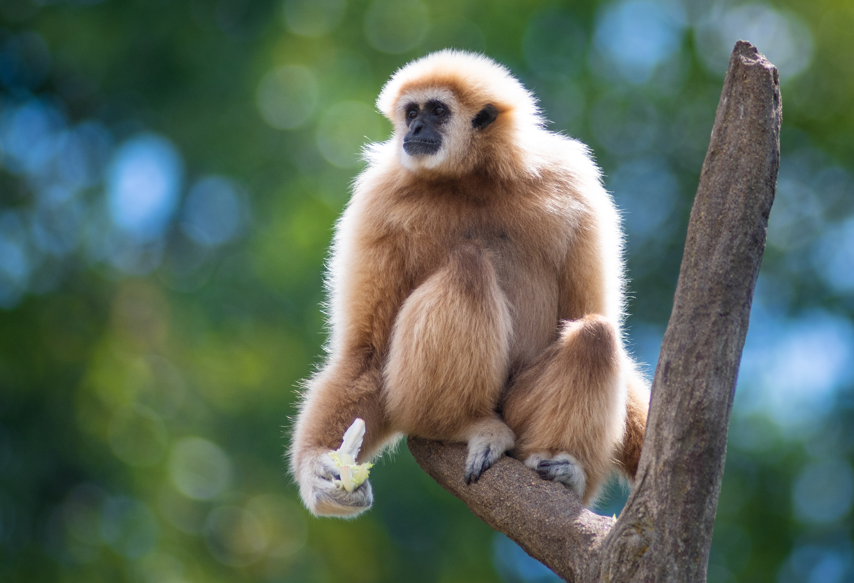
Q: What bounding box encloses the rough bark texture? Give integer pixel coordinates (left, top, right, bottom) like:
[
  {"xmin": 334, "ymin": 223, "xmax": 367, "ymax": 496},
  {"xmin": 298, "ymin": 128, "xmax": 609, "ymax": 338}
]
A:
[
  {"xmin": 408, "ymin": 41, "xmax": 781, "ymax": 583},
  {"xmin": 408, "ymin": 438, "xmax": 612, "ymax": 581}
]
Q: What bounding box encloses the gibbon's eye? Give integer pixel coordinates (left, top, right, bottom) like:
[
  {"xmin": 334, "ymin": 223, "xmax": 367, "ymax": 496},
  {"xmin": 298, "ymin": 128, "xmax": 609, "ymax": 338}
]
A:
[
  {"xmin": 433, "ymin": 105, "xmax": 445, "ymax": 117},
  {"xmin": 407, "ymin": 108, "xmax": 418, "ymax": 120}
]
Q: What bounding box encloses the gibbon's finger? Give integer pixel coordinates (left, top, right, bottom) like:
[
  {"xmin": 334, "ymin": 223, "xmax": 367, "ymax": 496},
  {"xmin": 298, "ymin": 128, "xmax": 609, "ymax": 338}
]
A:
[
  {"xmin": 315, "ymin": 452, "xmax": 342, "ymax": 481},
  {"xmin": 310, "ymin": 474, "xmax": 374, "ymax": 518}
]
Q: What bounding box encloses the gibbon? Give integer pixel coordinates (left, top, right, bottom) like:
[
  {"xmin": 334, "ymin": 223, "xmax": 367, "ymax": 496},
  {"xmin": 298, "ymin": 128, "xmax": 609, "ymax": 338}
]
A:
[{"xmin": 290, "ymin": 50, "xmax": 649, "ymax": 518}]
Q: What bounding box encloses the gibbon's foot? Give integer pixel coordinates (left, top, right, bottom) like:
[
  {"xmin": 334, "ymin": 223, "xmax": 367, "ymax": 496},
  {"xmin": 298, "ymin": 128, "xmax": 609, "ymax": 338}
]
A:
[
  {"xmin": 300, "ymin": 452, "xmax": 373, "ymax": 518},
  {"xmin": 464, "ymin": 419, "xmax": 515, "ymax": 484},
  {"xmin": 526, "ymin": 453, "xmax": 587, "ymax": 499}
]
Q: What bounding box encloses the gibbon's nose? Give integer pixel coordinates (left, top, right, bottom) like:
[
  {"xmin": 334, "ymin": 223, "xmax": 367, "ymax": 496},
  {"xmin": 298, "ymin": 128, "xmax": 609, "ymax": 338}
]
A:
[{"xmin": 411, "ymin": 119, "xmax": 424, "ymax": 135}]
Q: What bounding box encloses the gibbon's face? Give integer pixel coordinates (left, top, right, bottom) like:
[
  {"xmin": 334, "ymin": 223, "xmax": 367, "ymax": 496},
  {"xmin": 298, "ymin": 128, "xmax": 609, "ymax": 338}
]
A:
[
  {"xmin": 394, "ymin": 86, "xmax": 498, "ymax": 175},
  {"xmin": 402, "ymin": 99, "xmax": 450, "ymax": 156}
]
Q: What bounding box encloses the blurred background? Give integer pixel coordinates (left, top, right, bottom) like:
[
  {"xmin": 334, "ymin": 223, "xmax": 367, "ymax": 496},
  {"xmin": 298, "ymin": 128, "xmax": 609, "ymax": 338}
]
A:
[{"xmin": 0, "ymin": 0, "xmax": 852, "ymax": 581}]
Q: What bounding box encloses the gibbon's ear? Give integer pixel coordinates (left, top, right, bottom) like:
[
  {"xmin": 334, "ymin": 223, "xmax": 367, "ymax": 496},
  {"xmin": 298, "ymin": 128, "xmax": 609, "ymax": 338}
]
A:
[{"xmin": 472, "ymin": 104, "xmax": 498, "ymax": 129}]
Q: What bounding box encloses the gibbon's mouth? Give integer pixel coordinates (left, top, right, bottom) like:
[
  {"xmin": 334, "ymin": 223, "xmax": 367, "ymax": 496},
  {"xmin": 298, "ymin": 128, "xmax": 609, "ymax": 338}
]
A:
[{"xmin": 403, "ymin": 138, "xmax": 441, "ymax": 156}]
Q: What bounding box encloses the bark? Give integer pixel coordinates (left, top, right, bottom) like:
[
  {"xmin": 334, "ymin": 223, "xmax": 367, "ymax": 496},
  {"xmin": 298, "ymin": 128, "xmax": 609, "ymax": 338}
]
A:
[{"xmin": 408, "ymin": 41, "xmax": 781, "ymax": 583}]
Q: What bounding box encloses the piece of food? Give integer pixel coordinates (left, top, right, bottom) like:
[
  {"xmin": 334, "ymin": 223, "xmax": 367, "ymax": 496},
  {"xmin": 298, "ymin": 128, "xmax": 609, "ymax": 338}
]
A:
[{"xmin": 329, "ymin": 418, "xmax": 373, "ymax": 492}]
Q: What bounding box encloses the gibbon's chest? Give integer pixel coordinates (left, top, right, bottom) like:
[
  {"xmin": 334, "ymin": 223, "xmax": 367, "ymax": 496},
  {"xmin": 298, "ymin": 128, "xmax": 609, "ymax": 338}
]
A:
[
  {"xmin": 380, "ymin": 188, "xmax": 566, "ymax": 358},
  {"xmin": 390, "ymin": 184, "xmax": 566, "ymax": 260},
  {"xmin": 395, "ymin": 198, "xmax": 540, "ymax": 277}
]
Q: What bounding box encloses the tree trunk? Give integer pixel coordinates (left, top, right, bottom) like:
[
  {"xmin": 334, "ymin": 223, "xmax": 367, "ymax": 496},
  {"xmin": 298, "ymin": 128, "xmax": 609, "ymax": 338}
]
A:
[{"xmin": 408, "ymin": 40, "xmax": 781, "ymax": 583}]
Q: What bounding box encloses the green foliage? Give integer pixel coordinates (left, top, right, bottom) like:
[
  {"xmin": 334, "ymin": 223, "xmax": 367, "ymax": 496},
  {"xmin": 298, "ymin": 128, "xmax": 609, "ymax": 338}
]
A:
[{"xmin": 1, "ymin": 0, "xmax": 853, "ymax": 581}]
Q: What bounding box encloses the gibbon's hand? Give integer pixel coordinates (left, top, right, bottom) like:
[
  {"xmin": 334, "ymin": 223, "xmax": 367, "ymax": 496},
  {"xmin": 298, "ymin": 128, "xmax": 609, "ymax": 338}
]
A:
[
  {"xmin": 298, "ymin": 419, "xmax": 374, "ymax": 518},
  {"xmin": 301, "ymin": 450, "xmax": 374, "ymax": 518}
]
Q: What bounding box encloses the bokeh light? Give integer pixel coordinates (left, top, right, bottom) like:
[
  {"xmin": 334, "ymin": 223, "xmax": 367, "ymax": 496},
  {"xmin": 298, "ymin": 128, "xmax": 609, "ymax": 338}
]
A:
[
  {"xmin": 255, "ymin": 65, "xmax": 319, "ymax": 130},
  {"xmin": 610, "ymin": 156, "xmax": 680, "ymax": 244},
  {"xmin": 204, "ymin": 505, "xmax": 267, "ymax": 567},
  {"xmin": 589, "ymin": 92, "xmax": 659, "ymax": 155},
  {"xmin": 0, "ymin": 99, "xmax": 66, "ymax": 177},
  {"xmin": 169, "ymin": 437, "xmax": 233, "ymax": 501},
  {"xmin": 593, "ymin": 0, "xmax": 687, "ymax": 84},
  {"xmin": 99, "ymin": 496, "xmax": 159, "ymax": 559},
  {"xmin": 739, "ymin": 309, "xmax": 854, "ymax": 430},
  {"xmin": 695, "ymin": 3, "xmax": 814, "ymax": 78},
  {"xmin": 523, "ymin": 7, "xmax": 587, "ymax": 79},
  {"xmin": 316, "ymin": 101, "xmax": 384, "ymax": 167},
  {"xmin": 181, "ymin": 175, "xmax": 248, "ymax": 247},
  {"xmin": 106, "ymin": 133, "xmax": 183, "ymax": 242},
  {"xmin": 108, "ymin": 404, "xmax": 168, "ymax": 467},
  {"xmin": 792, "ymin": 459, "xmax": 854, "ymax": 524},
  {"xmin": 281, "ymin": 0, "xmax": 347, "ymax": 37},
  {"xmin": 778, "ymin": 544, "xmax": 854, "ymax": 583},
  {"xmin": 363, "ymin": 0, "xmax": 429, "ymax": 54},
  {"xmin": 0, "ymin": 211, "xmax": 31, "ymax": 307}
]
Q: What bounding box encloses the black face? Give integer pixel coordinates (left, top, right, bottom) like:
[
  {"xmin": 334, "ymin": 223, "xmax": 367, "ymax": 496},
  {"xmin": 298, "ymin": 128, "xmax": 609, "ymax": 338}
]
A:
[
  {"xmin": 403, "ymin": 100, "xmax": 449, "ymax": 156},
  {"xmin": 402, "ymin": 101, "xmax": 499, "ymax": 157}
]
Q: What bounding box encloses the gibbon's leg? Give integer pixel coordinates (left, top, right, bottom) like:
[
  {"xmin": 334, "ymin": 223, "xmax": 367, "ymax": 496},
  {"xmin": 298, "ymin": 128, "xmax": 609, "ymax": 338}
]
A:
[
  {"xmin": 384, "ymin": 243, "xmax": 515, "ymax": 483},
  {"xmin": 502, "ymin": 315, "xmax": 626, "ymax": 505},
  {"xmin": 291, "ymin": 365, "xmax": 393, "ymax": 518},
  {"xmin": 617, "ymin": 369, "xmax": 649, "ymax": 480}
]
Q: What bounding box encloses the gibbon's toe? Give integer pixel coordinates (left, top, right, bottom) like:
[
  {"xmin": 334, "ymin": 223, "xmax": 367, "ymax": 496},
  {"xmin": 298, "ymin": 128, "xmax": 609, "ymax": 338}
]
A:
[
  {"xmin": 464, "ymin": 419, "xmax": 515, "ymax": 484},
  {"xmin": 535, "ymin": 453, "xmax": 587, "ymax": 499},
  {"xmin": 465, "ymin": 447, "xmax": 497, "ymax": 484}
]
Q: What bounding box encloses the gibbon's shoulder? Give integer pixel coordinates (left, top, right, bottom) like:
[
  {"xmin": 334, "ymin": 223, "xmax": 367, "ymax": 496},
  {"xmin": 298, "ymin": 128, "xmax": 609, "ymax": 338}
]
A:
[{"xmin": 528, "ymin": 129, "xmax": 603, "ymax": 181}]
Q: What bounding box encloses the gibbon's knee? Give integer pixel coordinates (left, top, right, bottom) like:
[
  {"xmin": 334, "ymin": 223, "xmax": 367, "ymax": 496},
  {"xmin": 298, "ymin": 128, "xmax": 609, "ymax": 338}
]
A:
[
  {"xmin": 563, "ymin": 315, "xmax": 621, "ymax": 378},
  {"xmin": 503, "ymin": 315, "xmax": 626, "ymax": 504},
  {"xmin": 384, "ymin": 243, "xmax": 512, "ymax": 438}
]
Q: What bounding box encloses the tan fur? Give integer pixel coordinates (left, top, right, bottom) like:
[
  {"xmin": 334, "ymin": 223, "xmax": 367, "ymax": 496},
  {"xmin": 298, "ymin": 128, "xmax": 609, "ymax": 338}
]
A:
[
  {"xmin": 290, "ymin": 50, "xmax": 649, "ymax": 517},
  {"xmin": 502, "ymin": 316, "xmax": 625, "ymax": 505},
  {"xmin": 618, "ymin": 370, "xmax": 650, "ymax": 478},
  {"xmin": 384, "ymin": 243, "xmax": 512, "ymax": 439}
]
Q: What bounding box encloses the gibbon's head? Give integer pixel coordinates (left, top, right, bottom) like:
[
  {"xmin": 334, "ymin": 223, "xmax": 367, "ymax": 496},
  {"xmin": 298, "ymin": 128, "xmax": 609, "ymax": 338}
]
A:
[{"xmin": 376, "ymin": 50, "xmax": 544, "ymax": 178}]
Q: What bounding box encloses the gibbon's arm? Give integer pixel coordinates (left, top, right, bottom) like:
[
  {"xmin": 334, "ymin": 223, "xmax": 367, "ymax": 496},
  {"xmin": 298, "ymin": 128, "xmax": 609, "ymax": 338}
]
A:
[
  {"xmin": 289, "ymin": 195, "xmax": 414, "ymax": 518},
  {"xmin": 290, "ymin": 204, "xmax": 409, "ymax": 469}
]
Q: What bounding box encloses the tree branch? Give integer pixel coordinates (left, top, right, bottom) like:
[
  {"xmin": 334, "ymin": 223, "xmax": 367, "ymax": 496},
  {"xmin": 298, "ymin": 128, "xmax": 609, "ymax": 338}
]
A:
[
  {"xmin": 409, "ymin": 41, "xmax": 781, "ymax": 583},
  {"xmin": 408, "ymin": 438, "xmax": 610, "ymax": 581}
]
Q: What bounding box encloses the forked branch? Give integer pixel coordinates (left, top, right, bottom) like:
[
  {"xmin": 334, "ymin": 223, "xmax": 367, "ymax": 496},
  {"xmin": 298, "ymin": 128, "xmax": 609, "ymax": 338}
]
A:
[{"xmin": 409, "ymin": 40, "xmax": 782, "ymax": 583}]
